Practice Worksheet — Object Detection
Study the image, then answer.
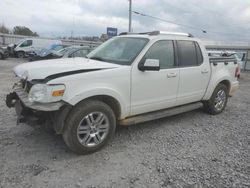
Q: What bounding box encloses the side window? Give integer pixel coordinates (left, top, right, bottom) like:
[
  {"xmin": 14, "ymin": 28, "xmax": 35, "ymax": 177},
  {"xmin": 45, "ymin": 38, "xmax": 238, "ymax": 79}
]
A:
[
  {"xmin": 141, "ymin": 40, "xmax": 175, "ymax": 69},
  {"xmin": 177, "ymin": 41, "xmax": 197, "ymax": 67},
  {"xmin": 20, "ymin": 40, "xmax": 32, "ymax": 47}
]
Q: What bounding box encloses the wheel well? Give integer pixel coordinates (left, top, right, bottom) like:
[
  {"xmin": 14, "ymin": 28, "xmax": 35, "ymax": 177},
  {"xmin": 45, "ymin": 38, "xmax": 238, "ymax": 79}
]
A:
[
  {"xmin": 16, "ymin": 51, "xmax": 25, "ymax": 57},
  {"xmin": 84, "ymin": 95, "xmax": 121, "ymax": 119},
  {"xmin": 219, "ymin": 80, "xmax": 230, "ymax": 93}
]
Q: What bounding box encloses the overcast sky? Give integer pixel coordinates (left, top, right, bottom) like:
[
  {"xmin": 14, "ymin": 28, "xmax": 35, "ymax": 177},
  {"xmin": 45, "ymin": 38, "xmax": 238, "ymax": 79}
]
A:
[{"xmin": 1, "ymin": 0, "xmax": 250, "ymax": 41}]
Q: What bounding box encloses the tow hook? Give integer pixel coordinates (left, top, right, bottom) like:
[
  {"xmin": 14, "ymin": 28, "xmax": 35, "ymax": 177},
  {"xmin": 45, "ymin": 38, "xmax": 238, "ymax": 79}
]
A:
[{"xmin": 6, "ymin": 92, "xmax": 18, "ymax": 108}]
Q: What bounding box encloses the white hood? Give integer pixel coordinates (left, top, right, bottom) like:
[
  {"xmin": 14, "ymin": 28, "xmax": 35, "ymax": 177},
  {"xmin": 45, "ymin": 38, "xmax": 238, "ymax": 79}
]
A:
[{"xmin": 14, "ymin": 57, "xmax": 121, "ymax": 81}]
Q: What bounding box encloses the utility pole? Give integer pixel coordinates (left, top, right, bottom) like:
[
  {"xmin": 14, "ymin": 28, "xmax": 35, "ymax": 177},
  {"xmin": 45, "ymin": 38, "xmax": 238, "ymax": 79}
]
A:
[{"xmin": 128, "ymin": 0, "xmax": 132, "ymax": 32}]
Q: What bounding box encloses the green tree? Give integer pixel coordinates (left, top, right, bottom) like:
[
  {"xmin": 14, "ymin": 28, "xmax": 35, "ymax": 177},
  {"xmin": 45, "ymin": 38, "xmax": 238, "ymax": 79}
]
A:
[
  {"xmin": 13, "ymin": 26, "xmax": 39, "ymax": 36},
  {"xmin": 0, "ymin": 24, "xmax": 10, "ymax": 34}
]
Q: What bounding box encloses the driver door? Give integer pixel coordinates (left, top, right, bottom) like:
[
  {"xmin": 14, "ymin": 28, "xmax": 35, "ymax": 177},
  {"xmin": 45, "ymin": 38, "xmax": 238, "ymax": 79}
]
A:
[{"xmin": 131, "ymin": 40, "xmax": 179, "ymax": 116}]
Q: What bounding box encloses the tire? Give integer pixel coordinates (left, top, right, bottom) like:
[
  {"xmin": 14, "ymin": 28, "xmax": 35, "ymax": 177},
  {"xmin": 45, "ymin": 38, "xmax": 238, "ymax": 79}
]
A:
[
  {"xmin": 63, "ymin": 100, "xmax": 116, "ymax": 155},
  {"xmin": 4, "ymin": 52, "xmax": 9, "ymax": 58},
  {"xmin": 17, "ymin": 51, "xmax": 25, "ymax": 58},
  {"xmin": 0, "ymin": 53, "xmax": 3, "ymax": 60},
  {"xmin": 203, "ymin": 84, "xmax": 228, "ymax": 115}
]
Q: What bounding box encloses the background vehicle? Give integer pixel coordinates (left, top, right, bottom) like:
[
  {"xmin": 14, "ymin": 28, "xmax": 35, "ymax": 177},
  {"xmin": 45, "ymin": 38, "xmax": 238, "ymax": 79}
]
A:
[
  {"xmin": 62, "ymin": 46, "xmax": 93, "ymax": 58},
  {"xmin": 3, "ymin": 40, "xmax": 23, "ymax": 57},
  {"xmin": 28, "ymin": 46, "xmax": 93, "ymax": 61},
  {"xmin": 14, "ymin": 38, "xmax": 62, "ymax": 58},
  {"xmin": 208, "ymin": 50, "xmax": 242, "ymax": 78},
  {"xmin": 228, "ymin": 53, "xmax": 244, "ymax": 70},
  {"xmin": 6, "ymin": 31, "xmax": 239, "ymax": 154},
  {"xmin": 0, "ymin": 47, "xmax": 8, "ymax": 59},
  {"xmin": 28, "ymin": 44, "xmax": 65, "ymax": 61}
]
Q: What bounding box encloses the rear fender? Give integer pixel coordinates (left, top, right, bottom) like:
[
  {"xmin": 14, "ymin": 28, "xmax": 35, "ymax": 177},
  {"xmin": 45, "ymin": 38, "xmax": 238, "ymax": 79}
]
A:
[{"xmin": 203, "ymin": 76, "xmax": 231, "ymax": 100}]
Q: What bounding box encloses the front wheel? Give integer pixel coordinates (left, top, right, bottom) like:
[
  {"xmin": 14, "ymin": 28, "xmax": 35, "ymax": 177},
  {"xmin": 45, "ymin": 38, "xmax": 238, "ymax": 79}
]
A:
[
  {"xmin": 17, "ymin": 51, "xmax": 25, "ymax": 58},
  {"xmin": 63, "ymin": 100, "xmax": 116, "ymax": 155},
  {"xmin": 203, "ymin": 84, "xmax": 228, "ymax": 115}
]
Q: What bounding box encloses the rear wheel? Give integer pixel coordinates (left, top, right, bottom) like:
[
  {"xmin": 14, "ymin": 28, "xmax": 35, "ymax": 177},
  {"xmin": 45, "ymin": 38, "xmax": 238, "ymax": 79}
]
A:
[
  {"xmin": 63, "ymin": 100, "xmax": 116, "ymax": 154},
  {"xmin": 4, "ymin": 51, "xmax": 9, "ymax": 58},
  {"xmin": 203, "ymin": 84, "xmax": 228, "ymax": 115}
]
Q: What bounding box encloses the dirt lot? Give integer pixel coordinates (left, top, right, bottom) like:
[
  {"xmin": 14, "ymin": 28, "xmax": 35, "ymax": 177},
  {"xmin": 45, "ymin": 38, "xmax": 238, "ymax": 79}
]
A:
[{"xmin": 0, "ymin": 58, "xmax": 249, "ymax": 188}]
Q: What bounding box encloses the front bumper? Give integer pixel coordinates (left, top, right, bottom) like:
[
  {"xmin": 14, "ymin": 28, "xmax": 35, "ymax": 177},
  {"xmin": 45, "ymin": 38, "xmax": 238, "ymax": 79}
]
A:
[
  {"xmin": 6, "ymin": 83, "xmax": 72, "ymax": 132},
  {"xmin": 6, "ymin": 83, "xmax": 65, "ymax": 111}
]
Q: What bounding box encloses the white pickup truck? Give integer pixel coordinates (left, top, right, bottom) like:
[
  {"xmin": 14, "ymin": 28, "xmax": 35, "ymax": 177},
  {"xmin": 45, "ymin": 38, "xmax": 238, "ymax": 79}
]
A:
[{"xmin": 6, "ymin": 31, "xmax": 239, "ymax": 154}]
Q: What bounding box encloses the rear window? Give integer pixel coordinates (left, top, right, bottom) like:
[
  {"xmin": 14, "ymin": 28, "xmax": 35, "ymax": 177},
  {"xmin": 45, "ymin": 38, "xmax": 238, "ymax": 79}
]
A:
[{"xmin": 177, "ymin": 41, "xmax": 203, "ymax": 67}]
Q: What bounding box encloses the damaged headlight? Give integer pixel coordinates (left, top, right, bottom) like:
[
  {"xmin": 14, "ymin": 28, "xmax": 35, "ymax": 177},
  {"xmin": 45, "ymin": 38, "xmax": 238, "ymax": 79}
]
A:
[{"xmin": 28, "ymin": 84, "xmax": 65, "ymax": 103}]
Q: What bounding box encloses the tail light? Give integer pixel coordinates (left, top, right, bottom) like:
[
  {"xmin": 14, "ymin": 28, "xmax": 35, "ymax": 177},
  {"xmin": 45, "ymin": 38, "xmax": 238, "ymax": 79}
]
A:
[{"xmin": 235, "ymin": 66, "xmax": 240, "ymax": 78}]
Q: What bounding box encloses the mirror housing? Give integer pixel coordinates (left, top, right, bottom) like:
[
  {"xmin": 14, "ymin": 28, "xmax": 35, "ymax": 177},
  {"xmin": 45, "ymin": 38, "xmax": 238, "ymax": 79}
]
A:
[{"xmin": 138, "ymin": 59, "xmax": 160, "ymax": 71}]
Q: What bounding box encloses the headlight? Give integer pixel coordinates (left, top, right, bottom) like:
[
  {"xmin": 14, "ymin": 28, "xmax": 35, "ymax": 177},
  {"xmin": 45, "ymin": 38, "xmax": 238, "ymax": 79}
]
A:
[{"xmin": 28, "ymin": 84, "xmax": 65, "ymax": 103}]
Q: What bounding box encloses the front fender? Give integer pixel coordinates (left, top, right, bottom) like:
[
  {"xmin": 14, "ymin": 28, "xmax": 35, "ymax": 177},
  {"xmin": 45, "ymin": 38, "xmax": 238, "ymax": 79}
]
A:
[{"xmin": 65, "ymin": 87, "xmax": 130, "ymax": 119}]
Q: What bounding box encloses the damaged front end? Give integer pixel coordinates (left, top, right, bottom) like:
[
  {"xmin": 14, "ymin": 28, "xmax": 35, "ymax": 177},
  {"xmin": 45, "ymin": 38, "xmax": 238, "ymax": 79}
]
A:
[
  {"xmin": 5, "ymin": 80, "xmax": 71, "ymax": 133},
  {"xmin": 6, "ymin": 90, "xmax": 46, "ymax": 125}
]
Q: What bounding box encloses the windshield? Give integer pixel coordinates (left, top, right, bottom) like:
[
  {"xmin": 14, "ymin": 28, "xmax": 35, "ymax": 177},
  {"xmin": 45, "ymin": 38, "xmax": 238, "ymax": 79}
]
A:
[
  {"xmin": 15, "ymin": 39, "xmax": 25, "ymax": 46},
  {"xmin": 87, "ymin": 37, "xmax": 149, "ymax": 65}
]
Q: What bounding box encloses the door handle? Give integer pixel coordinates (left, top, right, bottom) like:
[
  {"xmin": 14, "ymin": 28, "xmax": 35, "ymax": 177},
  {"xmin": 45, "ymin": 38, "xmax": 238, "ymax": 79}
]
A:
[
  {"xmin": 201, "ymin": 69, "xmax": 209, "ymax": 74},
  {"xmin": 167, "ymin": 72, "xmax": 177, "ymax": 78}
]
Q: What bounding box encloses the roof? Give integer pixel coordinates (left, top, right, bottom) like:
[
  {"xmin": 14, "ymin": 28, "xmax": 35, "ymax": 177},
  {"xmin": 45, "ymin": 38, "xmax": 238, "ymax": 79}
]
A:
[{"xmin": 117, "ymin": 31, "xmax": 200, "ymax": 41}]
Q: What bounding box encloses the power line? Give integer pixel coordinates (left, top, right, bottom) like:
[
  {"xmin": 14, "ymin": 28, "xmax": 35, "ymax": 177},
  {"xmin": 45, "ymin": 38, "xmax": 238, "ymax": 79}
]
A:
[
  {"xmin": 132, "ymin": 10, "xmax": 207, "ymax": 33},
  {"xmin": 132, "ymin": 10, "xmax": 250, "ymax": 39}
]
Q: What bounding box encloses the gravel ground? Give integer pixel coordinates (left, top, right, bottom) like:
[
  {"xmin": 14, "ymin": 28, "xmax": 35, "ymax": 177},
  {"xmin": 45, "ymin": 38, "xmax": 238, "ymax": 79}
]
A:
[{"xmin": 0, "ymin": 58, "xmax": 249, "ymax": 188}]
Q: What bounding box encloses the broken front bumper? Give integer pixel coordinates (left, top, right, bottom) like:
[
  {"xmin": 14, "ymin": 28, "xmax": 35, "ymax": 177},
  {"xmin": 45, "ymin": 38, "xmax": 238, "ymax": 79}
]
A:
[
  {"xmin": 6, "ymin": 83, "xmax": 65, "ymax": 111},
  {"xmin": 6, "ymin": 83, "xmax": 71, "ymax": 132}
]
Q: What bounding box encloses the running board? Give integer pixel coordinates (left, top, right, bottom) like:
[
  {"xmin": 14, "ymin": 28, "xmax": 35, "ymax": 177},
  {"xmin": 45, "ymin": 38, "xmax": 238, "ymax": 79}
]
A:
[{"xmin": 119, "ymin": 102, "xmax": 203, "ymax": 126}]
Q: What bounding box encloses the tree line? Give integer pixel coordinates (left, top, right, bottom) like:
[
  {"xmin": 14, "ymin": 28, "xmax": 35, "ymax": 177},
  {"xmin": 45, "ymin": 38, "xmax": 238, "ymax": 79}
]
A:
[{"xmin": 0, "ymin": 24, "xmax": 39, "ymax": 36}]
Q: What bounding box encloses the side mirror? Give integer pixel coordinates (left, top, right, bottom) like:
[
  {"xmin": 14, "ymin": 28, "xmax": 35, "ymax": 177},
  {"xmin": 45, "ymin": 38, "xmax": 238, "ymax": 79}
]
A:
[{"xmin": 138, "ymin": 59, "xmax": 160, "ymax": 71}]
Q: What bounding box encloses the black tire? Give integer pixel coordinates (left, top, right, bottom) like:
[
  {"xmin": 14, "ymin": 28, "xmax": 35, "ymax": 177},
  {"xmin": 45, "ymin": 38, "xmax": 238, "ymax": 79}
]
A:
[
  {"xmin": 4, "ymin": 52, "xmax": 9, "ymax": 58},
  {"xmin": 0, "ymin": 53, "xmax": 3, "ymax": 60},
  {"xmin": 63, "ymin": 100, "xmax": 116, "ymax": 155},
  {"xmin": 17, "ymin": 51, "xmax": 25, "ymax": 58},
  {"xmin": 203, "ymin": 84, "xmax": 228, "ymax": 115}
]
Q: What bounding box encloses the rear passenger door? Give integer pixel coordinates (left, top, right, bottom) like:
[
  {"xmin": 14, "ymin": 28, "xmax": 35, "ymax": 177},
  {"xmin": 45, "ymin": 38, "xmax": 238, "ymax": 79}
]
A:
[{"xmin": 176, "ymin": 40, "xmax": 210, "ymax": 105}]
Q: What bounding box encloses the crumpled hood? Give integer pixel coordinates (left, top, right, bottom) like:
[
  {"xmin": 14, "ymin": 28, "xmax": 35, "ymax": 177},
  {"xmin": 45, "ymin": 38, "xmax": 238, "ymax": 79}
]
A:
[{"xmin": 14, "ymin": 57, "xmax": 121, "ymax": 81}]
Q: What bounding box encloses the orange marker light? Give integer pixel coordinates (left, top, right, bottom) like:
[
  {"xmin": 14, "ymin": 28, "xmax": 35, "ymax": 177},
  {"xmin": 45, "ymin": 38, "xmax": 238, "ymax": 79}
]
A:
[{"xmin": 52, "ymin": 89, "xmax": 65, "ymax": 97}]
